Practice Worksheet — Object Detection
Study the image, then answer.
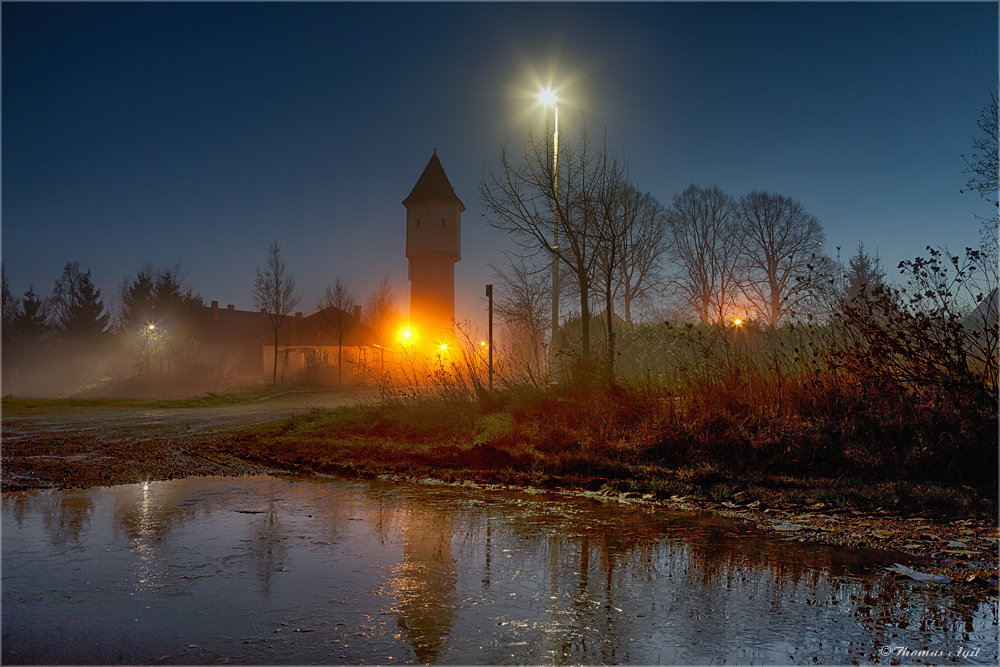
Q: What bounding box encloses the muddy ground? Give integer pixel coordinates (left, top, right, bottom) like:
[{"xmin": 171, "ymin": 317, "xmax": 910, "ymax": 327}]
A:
[{"xmin": 2, "ymin": 397, "xmax": 996, "ymax": 595}]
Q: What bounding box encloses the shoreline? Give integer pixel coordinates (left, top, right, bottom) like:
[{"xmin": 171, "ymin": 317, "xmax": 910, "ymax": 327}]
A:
[{"xmin": 3, "ymin": 432, "xmax": 996, "ymax": 595}]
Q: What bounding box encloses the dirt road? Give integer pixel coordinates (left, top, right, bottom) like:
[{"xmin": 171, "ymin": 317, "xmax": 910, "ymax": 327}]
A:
[{"xmin": 1, "ymin": 390, "xmax": 365, "ymax": 491}]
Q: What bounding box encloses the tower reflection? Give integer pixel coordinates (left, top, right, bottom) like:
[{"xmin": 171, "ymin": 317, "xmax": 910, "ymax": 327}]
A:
[{"xmin": 388, "ymin": 501, "xmax": 457, "ymax": 662}]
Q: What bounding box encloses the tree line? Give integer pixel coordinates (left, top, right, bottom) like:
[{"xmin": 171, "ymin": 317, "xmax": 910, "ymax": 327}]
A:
[
  {"xmin": 481, "ymin": 90, "xmax": 996, "ymax": 379},
  {"xmin": 481, "ymin": 123, "xmax": 841, "ymax": 374}
]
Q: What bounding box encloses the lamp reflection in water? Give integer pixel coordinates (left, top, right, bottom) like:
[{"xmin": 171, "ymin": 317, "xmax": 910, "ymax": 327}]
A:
[{"xmin": 387, "ymin": 502, "xmax": 458, "ymax": 662}]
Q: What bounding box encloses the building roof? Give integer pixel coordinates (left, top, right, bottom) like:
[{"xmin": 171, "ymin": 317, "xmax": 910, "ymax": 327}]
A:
[
  {"xmin": 254, "ymin": 307, "xmax": 376, "ymax": 348},
  {"xmin": 401, "ymin": 151, "xmax": 465, "ymax": 210}
]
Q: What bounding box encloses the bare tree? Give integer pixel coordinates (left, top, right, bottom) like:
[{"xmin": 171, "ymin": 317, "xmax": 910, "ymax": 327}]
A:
[
  {"xmin": 961, "ymin": 90, "xmax": 999, "ymax": 291},
  {"xmin": 490, "ymin": 253, "xmax": 550, "ymax": 380},
  {"xmin": 363, "ymin": 277, "xmax": 398, "ymax": 376},
  {"xmin": 961, "ymin": 89, "xmax": 998, "ymax": 213},
  {"xmin": 2, "ymin": 262, "xmax": 18, "ymax": 343},
  {"xmin": 735, "ymin": 191, "xmax": 826, "ymax": 326},
  {"xmin": 666, "ymin": 184, "xmax": 742, "ymax": 325},
  {"xmin": 613, "ymin": 185, "xmax": 670, "ymax": 324},
  {"xmin": 252, "ymin": 240, "xmax": 301, "ymax": 384},
  {"xmin": 318, "ymin": 276, "xmax": 355, "ymax": 385},
  {"xmin": 481, "ymin": 124, "xmax": 606, "ymax": 363}
]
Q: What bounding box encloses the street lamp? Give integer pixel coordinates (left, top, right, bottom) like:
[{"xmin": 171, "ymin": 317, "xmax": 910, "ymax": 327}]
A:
[{"xmin": 540, "ymin": 88, "xmax": 559, "ymax": 382}]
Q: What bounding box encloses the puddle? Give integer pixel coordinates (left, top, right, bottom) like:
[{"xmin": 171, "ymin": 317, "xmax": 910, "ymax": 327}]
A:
[{"xmin": 3, "ymin": 475, "xmax": 997, "ymax": 664}]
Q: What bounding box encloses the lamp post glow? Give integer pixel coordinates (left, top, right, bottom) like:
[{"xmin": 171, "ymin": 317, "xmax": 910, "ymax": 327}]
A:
[{"xmin": 541, "ymin": 89, "xmax": 559, "ymax": 382}]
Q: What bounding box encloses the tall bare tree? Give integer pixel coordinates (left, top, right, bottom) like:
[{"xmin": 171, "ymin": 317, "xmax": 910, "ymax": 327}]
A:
[
  {"xmin": 490, "ymin": 253, "xmax": 550, "ymax": 380},
  {"xmin": 736, "ymin": 191, "xmax": 826, "ymax": 326},
  {"xmin": 318, "ymin": 276, "xmax": 356, "ymax": 385},
  {"xmin": 252, "ymin": 240, "xmax": 301, "ymax": 384},
  {"xmin": 363, "ymin": 277, "xmax": 397, "ymax": 376},
  {"xmin": 666, "ymin": 184, "xmax": 741, "ymax": 325},
  {"xmin": 481, "ymin": 124, "xmax": 605, "ymax": 363},
  {"xmin": 612, "ymin": 185, "xmax": 670, "ymax": 324}
]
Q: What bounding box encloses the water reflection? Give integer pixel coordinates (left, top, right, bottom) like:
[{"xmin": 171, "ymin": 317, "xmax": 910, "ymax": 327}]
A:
[
  {"xmin": 3, "ymin": 475, "xmax": 996, "ymax": 665},
  {"xmin": 384, "ymin": 501, "xmax": 457, "ymax": 662}
]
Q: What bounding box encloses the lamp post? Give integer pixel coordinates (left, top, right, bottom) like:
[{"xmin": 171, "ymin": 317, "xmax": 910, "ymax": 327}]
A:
[
  {"xmin": 486, "ymin": 284, "xmax": 493, "ymax": 392},
  {"xmin": 540, "ymin": 89, "xmax": 559, "ymax": 383}
]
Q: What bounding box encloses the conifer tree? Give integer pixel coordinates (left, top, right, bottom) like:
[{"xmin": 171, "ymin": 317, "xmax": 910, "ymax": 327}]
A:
[
  {"xmin": 13, "ymin": 286, "xmax": 50, "ymax": 342},
  {"xmin": 51, "ymin": 262, "xmax": 109, "ymax": 339},
  {"xmin": 842, "ymin": 241, "xmax": 886, "ymax": 306}
]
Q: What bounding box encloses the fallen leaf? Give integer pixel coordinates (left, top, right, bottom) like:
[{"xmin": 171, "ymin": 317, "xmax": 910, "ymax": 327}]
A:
[
  {"xmin": 772, "ymin": 523, "xmax": 803, "ymax": 532},
  {"xmin": 885, "ymin": 563, "xmax": 948, "ymax": 585}
]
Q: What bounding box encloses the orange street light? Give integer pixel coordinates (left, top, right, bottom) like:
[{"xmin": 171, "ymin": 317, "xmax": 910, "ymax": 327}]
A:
[{"xmin": 733, "ymin": 318, "xmax": 743, "ymax": 326}]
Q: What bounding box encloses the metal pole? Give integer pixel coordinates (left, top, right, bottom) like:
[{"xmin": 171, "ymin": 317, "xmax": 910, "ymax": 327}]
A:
[
  {"xmin": 486, "ymin": 284, "xmax": 493, "ymax": 392},
  {"xmin": 549, "ymin": 103, "xmax": 559, "ymax": 383}
]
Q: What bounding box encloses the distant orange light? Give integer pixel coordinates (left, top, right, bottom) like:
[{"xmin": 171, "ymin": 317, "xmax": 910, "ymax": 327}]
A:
[
  {"xmin": 439, "ymin": 343, "xmax": 448, "ymax": 352},
  {"xmin": 479, "ymin": 340, "xmax": 488, "ymax": 347},
  {"xmin": 402, "ymin": 330, "xmax": 412, "ymax": 339},
  {"xmin": 733, "ymin": 318, "xmax": 743, "ymax": 326}
]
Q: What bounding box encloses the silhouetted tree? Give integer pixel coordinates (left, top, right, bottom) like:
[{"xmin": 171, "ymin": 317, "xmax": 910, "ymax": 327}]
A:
[
  {"xmin": 609, "ymin": 185, "xmax": 670, "ymax": 324},
  {"xmin": 119, "ymin": 264, "xmax": 203, "ymax": 372},
  {"xmin": 666, "ymin": 185, "xmax": 742, "ymax": 325},
  {"xmin": 736, "ymin": 191, "xmax": 827, "ymax": 326},
  {"xmin": 13, "ymin": 286, "xmax": 50, "ymax": 342},
  {"xmin": 51, "ymin": 262, "xmax": 109, "ymax": 339},
  {"xmin": 960, "ymin": 90, "xmax": 999, "ymax": 297},
  {"xmin": 592, "ymin": 153, "xmax": 669, "ymax": 375},
  {"xmin": 318, "ymin": 276, "xmax": 356, "ymax": 385},
  {"xmin": 490, "ymin": 253, "xmax": 550, "ymax": 382},
  {"xmin": 842, "ymin": 241, "xmax": 886, "ymax": 306},
  {"xmin": 482, "ymin": 124, "xmax": 607, "ymax": 364},
  {"xmin": 118, "ymin": 266, "xmax": 156, "ymax": 332},
  {"xmin": 961, "ymin": 90, "xmax": 998, "ymax": 213},
  {"xmin": 2, "ymin": 263, "xmax": 18, "ymax": 343},
  {"xmin": 363, "ymin": 277, "xmax": 397, "ymax": 373},
  {"xmin": 252, "ymin": 240, "xmax": 300, "ymax": 384}
]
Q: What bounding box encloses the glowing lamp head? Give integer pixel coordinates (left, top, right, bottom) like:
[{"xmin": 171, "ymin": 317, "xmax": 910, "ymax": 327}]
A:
[
  {"xmin": 148, "ymin": 324, "xmax": 156, "ymax": 331},
  {"xmin": 402, "ymin": 330, "xmax": 412, "ymax": 339},
  {"xmin": 480, "ymin": 340, "xmax": 488, "ymax": 347},
  {"xmin": 439, "ymin": 343, "xmax": 448, "ymax": 352},
  {"xmin": 539, "ymin": 89, "xmax": 557, "ymax": 106},
  {"xmin": 733, "ymin": 318, "xmax": 743, "ymax": 326}
]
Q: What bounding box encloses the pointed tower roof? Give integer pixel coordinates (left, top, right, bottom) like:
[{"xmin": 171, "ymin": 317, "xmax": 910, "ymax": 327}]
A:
[{"xmin": 402, "ymin": 151, "xmax": 465, "ymax": 211}]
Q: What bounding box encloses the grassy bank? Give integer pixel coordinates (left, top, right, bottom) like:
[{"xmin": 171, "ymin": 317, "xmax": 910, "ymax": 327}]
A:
[{"xmin": 215, "ymin": 379, "xmax": 997, "ymax": 521}]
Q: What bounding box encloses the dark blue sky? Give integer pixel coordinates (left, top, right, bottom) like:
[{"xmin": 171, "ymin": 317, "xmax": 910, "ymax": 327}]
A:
[{"xmin": 3, "ymin": 2, "xmax": 996, "ymax": 331}]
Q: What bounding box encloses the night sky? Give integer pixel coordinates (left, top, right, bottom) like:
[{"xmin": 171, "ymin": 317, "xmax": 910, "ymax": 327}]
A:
[{"xmin": 3, "ymin": 2, "xmax": 996, "ymax": 332}]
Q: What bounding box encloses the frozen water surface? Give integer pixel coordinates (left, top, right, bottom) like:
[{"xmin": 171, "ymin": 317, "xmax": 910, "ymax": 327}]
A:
[{"xmin": 3, "ymin": 475, "xmax": 997, "ymax": 664}]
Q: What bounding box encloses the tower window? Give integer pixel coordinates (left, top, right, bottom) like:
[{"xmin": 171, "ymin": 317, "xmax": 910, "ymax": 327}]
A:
[{"xmin": 441, "ymin": 217, "xmax": 446, "ymax": 227}]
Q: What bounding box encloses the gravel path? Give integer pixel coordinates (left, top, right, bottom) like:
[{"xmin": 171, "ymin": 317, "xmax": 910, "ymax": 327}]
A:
[{"xmin": 1, "ymin": 390, "xmax": 362, "ymax": 491}]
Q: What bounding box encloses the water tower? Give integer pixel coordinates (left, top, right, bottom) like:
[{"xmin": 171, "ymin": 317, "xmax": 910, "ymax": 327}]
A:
[{"xmin": 402, "ymin": 151, "xmax": 463, "ymax": 352}]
